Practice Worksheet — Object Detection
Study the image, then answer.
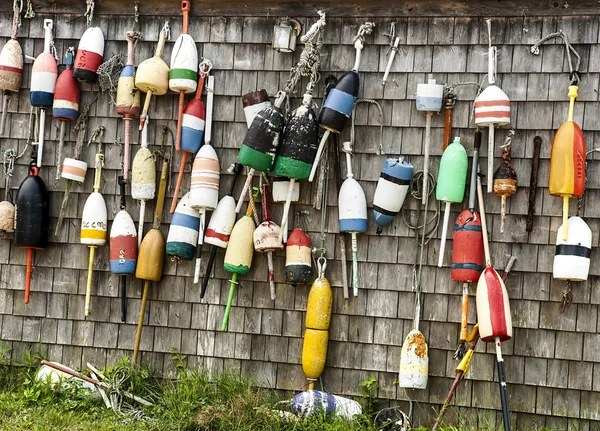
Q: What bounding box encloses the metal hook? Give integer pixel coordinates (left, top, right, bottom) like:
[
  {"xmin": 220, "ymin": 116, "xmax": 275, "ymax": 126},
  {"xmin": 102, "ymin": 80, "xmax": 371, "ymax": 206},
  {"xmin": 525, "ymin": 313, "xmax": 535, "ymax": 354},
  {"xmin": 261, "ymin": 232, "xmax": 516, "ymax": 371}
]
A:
[{"xmin": 317, "ymin": 256, "xmax": 327, "ymax": 277}]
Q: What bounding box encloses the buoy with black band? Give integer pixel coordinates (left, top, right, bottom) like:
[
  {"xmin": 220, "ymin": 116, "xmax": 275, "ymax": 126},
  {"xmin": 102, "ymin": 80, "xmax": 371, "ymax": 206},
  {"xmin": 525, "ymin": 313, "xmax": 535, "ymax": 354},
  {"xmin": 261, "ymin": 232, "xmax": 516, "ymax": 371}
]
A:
[
  {"xmin": 116, "ymin": 29, "xmax": 141, "ymax": 182},
  {"xmin": 222, "ymin": 203, "xmax": 255, "ymax": 331},
  {"xmin": 0, "ymin": 2, "xmax": 23, "ymax": 135},
  {"xmin": 136, "ymin": 22, "xmax": 170, "ymax": 131},
  {"xmin": 30, "ymin": 19, "xmax": 57, "ymax": 168},
  {"xmin": 554, "ymin": 217, "xmax": 591, "ymax": 282},
  {"xmin": 171, "ymin": 0, "xmax": 198, "ymax": 152},
  {"xmin": 72, "ymin": 0, "xmax": 104, "ymax": 83},
  {"xmin": 437, "ymin": 136, "xmax": 468, "ymax": 267},
  {"xmin": 133, "ymin": 151, "xmax": 169, "ymax": 364},
  {"xmin": 373, "ymin": 157, "xmax": 413, "ymax": 235},
  {"xmin": 53, "ymin": 47, "xmax": 80, "ymax": 181},
  {"xmin": 131, "ymin": 117, "xmax": 156, "ymax": 245},
  {"xmin": 285, "ymin": 228, "xmax": 313, "ymax": 285},
  {"xmin": 81, "ymin": 127, "xmax": 107, "ymax": 317},
  {"xmin": 201, "ymin": 162, "xmax": 243, "ymax": 299},
  {"xmin": 14, "ymin": 147, "xmax": 49, "ymax": 304},
  {"xmin": 170, "ymin": 59, "xmax": 212, "ymax": 214},
  {"xmin": 110, "ymin": 176, "xmax": 138, "ymax": 322}
]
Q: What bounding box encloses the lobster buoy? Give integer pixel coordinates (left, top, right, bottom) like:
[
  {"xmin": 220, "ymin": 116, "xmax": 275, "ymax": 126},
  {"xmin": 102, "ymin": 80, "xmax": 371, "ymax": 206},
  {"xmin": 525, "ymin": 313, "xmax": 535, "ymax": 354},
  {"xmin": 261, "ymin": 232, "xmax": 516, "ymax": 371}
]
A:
[
  {"xmin": 238, "ymin": 91, "xmax": 286, "ymax": 172},
  {"xmin": 30, "ymin": 21, "xmax": 57, "ymax": 109},
  {"xmin": 242, "ymin": 89, "xmax": 270, "ymax": 127},
  {"xmin": 0, "ymin": 201, "xmax": 14, "ymax": 232},
  {"xmin": 549, "ymin": 85, "xmax": 585, "ymax": 241},
  {"xmin": 373, "ymin": 157, "xmax": 413, "ymax": 234},
  {"xmin": 437, "ymin": 137, "xmax": 468, "ymax": 267},
  {"xmin": 285, "ymin": 228, "xmax": 313, "ymax": 285},
  {"xmin": 398, "ymin": 329, "xmax": 429, "ymax": 389},
  {"xmin": 80, "ymin": 193, "xmax": 108, "ymax": 246},
  {"xmin": 131, "ymin": 120, "xmax": 156, "ymax": 244},
  {"xmin": 190, "ymin": 144, "xmax": 220, "ymax": 210},
  {"xmin": 222, "ymin": 204, "xmax": 255, "ymax": 331},
  {"xmin": 291, "ymin": 390, "xmax": 362, "ymax": 420},
  {"xmin": 110, "ymin": 209, "xmax": 138, "ymax": 274},
  {"xmin": 136, "ymin": 23, "xmax": 170, "ymax": 130},
  {"xmin": 73, "ymin": 26, "xmax": 104, "ymax": 82},
  {"xmin": 116, "ymin": 32, "xmax": 141, "ymax": 118},
  {"xmin": 493, "ymin": 142, "xmax": 517, "ymax": 233},
  {"xmin": 166, "ymin": 192, "xmax": 200, "ymax": 261},
  {"xmin": 14, "ymin": 168, "xmax": 49, "ymax": 304},
  {"xmin": 451, "ymin": 210, "xmax": 485, "ymax": 283},
  {"xmin": 553, "ymin": 216, "xmax": 591, "ymax": 281},
  {"xmin": 0, "ymin": 39, "xmax": 22, "ymax": 93},
  {"xmin": 302, "ymin": 271, "xmax": 332, "ymax": 388},
  {"xmin": 61, "ymin": 158, "xmax": 88, "ymax": 183}
]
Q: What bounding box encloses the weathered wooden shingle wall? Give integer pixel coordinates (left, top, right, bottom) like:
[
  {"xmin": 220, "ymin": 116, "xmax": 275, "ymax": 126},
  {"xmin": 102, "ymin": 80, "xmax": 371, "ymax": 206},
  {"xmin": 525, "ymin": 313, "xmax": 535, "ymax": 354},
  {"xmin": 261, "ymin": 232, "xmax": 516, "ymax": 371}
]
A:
[{"xmin": 0, "ymin": 11, "xmax": 599, "ymax": 430}]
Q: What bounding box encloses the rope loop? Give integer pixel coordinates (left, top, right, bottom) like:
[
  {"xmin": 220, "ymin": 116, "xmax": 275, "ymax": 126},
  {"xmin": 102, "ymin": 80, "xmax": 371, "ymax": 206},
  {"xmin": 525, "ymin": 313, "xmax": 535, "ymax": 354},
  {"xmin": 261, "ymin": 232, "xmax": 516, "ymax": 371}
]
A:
[{"xmin": 350, "ymin": 99, "xmax": 384, "ymax": 155}]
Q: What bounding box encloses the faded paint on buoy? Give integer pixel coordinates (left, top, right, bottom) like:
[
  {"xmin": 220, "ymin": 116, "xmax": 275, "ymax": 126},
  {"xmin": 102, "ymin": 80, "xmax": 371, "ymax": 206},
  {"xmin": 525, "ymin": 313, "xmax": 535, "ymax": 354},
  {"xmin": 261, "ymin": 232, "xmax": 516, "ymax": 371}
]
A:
[
  {"xmin": 242, "ymin": 89, "xmax": 270, "ymax": 128},
  {"xmin": 80, "ymin": 192, "xmax": 107, "ymax": 246},
  {"xmin": 553, "ymin": 216, "xmax": 591, "ymax": 281},
  {"xmin": 223, "ymin": 211, "xmax": 255, "ymax": 275},
  {"xmin": 373, "ymin": 158, "xmax": 413, "ymax": 234},
  {"xmin": 302, "ymin": 328, "xmax": 328, "ymax": 381},
  {"xmin": 0, "ymin": 39, "xmax": 23, "ymax": 93},
  {"xmin": 476, "ymin": 267, "xmax": 513, "ymax": 343},
  {"xmin": 131, "ymin": 147, "xmax": 156, "ymax": 200},
  {"xmin": 169, "ymin": 34, "xmax": 198, "ymax": 93},
  {"xmin": 302, "ymin": 276, "xmax": 332, "ymax": 381},
  {"xmin": 61, "ymin": 158, "xmax": 88, "ymax": 183},
  {"xmin": 166, "ymin": 192, "xmax": 200, "ymax": 261},
  {"xmin": 53, "ymin": 49, "xmax": 80, "ymax": 121},
  {"xmin": 31, "ymin": 52, "xmax": 57, "ymax": 109},
  {"xmin": 319, "ymin": 71, "xmax": 359, "ymax": 133},
  {"xmin": 451, "ymin": 210, "xmax": 485, "ymax": 283},
  {"xmin": 398, "ymin": 329, "xmax": 429, "ymax": 389},
  {"xmin": 0, "ymin": 201, "xmax": 14, "ymax": 232},
  {"xmin": 109, "ymin": 209, "xmax": 138, "ymax": 274},
  {"xmin": 73, "ymin": 27, "xmax": 105, "ymax": 83},
  {"xmin": 205, "ymin": 195, "xmax": 236, "ymax": 248},
  {"xmin": 116, "ymin": 32, "xmax": 141, "ymax": 117},
  {"xmin": 135, "ymin": 229, "xmax": 165, "ymax": 282},
  {"xmin": 190, "ymin": 144, "xmax": 219, "ymax": 211},
  {"xmin": 285, "ymin": 228, "xmax": 313, "ymax": 285}
]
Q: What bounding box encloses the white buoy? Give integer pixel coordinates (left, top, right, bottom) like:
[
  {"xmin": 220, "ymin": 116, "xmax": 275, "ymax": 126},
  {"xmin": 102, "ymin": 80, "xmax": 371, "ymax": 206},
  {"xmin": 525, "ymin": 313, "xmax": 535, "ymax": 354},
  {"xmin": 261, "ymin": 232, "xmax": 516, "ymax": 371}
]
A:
[
  {"xmin": 553, "ymin": 216, "xmax": 591, "ymax": 281},
  {"xmin": 131, "ymin": 117, "xmax": 155, "ymax": 245}
]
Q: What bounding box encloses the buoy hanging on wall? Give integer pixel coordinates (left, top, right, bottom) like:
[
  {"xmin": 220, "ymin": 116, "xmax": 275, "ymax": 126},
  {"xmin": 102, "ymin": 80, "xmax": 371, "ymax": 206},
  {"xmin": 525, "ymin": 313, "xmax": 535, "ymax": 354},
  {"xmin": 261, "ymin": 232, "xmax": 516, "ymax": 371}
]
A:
[
  {"xmin": 131, "ymin": 118, "xmax": 156, "ymax": 244},
  {"xmin": 0, "ymin": 3, "xmax": 24, "ymax": 135},
  {"xmin": 437, "ymin": 137, "xmax": 468, "ymax": 267},
  {"xmin": 493, "ymin": 134, "xmax": 517, "ymax": 233},
  {"xmin": 30, "ymin": 19, "xmax": 57, "ymax": 168},
  {"xmin": 285, "ymin": 228, "xmax": 313, "ymax": 285},
  {"xmin": 166, "ymin": 192, "xmax": 200, "ymax": 261},
  {"xmin": 373, "ymin": 157, "xmax": 413, "ymax": 234},
  {"xmin": 136, "ymin": 22, "xmax": 170, "ymax": 131},
  {"xmin": 14, "ymin": 150, "xmax": 49, "ymax": 304},
  {"xmin": 53, "ymin": 47, "xmax": 80, "ymax": 181},
  {"xmin": 72, "ymin": 0, "xmax": 104, "ymax": 83},
  {"xmin": 553, "ymin": 216, "xmax": 591, "ymax": 282}
]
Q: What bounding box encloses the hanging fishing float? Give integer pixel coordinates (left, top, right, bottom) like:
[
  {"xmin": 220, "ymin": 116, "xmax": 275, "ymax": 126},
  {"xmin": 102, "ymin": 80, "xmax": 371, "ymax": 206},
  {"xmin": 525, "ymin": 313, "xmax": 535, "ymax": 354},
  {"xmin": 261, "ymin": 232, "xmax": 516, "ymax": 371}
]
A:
[
  {"xmin": 171, "ymin": 0, "xmax": 198, "ymax": 152},
  {"xmin": 437, "ymin": 136, "xmax": 468, "ymax": 267},
  {"xmin": 302, "ymin": 257, "xmax": 332, "ymax": 389},
  {"xmin": 72, "ymin": 0, "xmax": 104, "ymax": 82},
  {"xmin": 286, "ymin": 228, "xmax": 313, "ymax": 285},
  {"xmin": 475, "ymin": 169, "xmax": 513, "ymax": 431},
  {"xmin": 222, "ymin": 203, "xmax": 255, "ymax": 331},
  {"xmin": 14, "ymin": 146, "xmax": 49, "ymax": 304},
  {"xmin": 493, "ymin": 132, "xmax": 517, "ymax": 233},
  {"xmin": 116, "ymin": 29, "xmax": 141, "ymax": 182},
  {"xmin": 474, "ymin": 19, "xmax": 511, "ymax": 194},
  {"xmin": 235, "ymin": 89, "xmax": 272, "ymax": 214},
  {"xmin": 131, "ymin": 118, "xmax": 156, "ymax": 245},
  {"xmin": 166, "ymin": 192, "xmax": 199, "ymax": 261},
  {"xmin": 0, "ymin": 1, "xmax": 23, "ymax": 135},
  {"xmin": 30, "ymin": 19, "xmax": 57, "ymax": 168},
  {"xmin": 451, "ymin": 131, "xmax": 484, "ymax": 358},
  {"xmin": 554, "ymin": 217, "xmax": 591, "ymax": 281},
  {"xmin": 201, "ymin": 163, "xmax": 243, "ymax": 298},
  {"xmin": 373, "ymin": 157, "xmax": 413, "ymax": 234},
  {"xmin": 415, "ymin": 75, "xmax": 444, "ymax": 205},
  {"xmin": 133, "ymin": 152, "xmax": 169, "ymax": 363},
  {"xmin": 309, "ymin": 22, "xmax": 375, "ymax": 182},
  {"xmin": 81, "ymin": 127, "xmax": 107, "ymax": 317},
  {"xmin": 170, "ymin": 60, "xmax": 212, "ymax": 214},
  {"xmin": 136, "ymin": 22, "xmax": 170, "ymax": 131},
  {"xmin": 254, "ymin": 184, "xmax": 283, "ymax": 300},
  {"xmin": 110, "ymin": 176, "xmax": 138, "ymax": 322},
  {"xmin": 190, "ymin": 76, "xmax": 220, "ymax": 284},
  {"xmin": 53, "ymin": 47, "xmax": 80, "ymax": 181}
]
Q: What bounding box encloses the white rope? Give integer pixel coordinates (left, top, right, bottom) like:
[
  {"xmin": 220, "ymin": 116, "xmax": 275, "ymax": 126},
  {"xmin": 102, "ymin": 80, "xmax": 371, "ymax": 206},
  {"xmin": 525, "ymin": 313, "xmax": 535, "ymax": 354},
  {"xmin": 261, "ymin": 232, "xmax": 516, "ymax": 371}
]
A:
[{"xmin": 531, "ymin": 30, "xmax": 581, "ymax": 84}]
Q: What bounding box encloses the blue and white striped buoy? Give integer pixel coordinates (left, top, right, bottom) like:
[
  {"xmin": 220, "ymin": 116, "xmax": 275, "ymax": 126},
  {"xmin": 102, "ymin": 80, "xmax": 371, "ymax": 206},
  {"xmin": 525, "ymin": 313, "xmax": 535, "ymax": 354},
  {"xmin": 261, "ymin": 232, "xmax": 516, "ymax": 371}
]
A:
[
  {"xmin": 166, "ymin": 192, "xmax": 200, "ymax": 261},
  {"xmin": 373, "ymin": 157, "xmax": 413, "ymax": 234}
]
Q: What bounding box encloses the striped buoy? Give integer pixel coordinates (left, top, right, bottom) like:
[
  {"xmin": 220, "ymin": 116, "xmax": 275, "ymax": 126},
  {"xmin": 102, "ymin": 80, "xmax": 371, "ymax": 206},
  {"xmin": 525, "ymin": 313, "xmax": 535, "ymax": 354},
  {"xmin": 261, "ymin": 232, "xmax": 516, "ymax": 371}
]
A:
[
  {"xmin": 190, "ymin": 144, "xmax": 220, "ymax": 211},
  {"xmin": 53, "ymin": 48, "xmax": 80, "ymax": 121},
  {"xmin": 553, "ymin": 216, "xmax": 591, "ymax": 281},
  {"xmin": 180, "ymin": 80, "xmax": 205, "ymax": 152},
  {"xmin": 30, "ymin": 20, "xmax": 57, "ymax": 109},
  {"xmin": 166, "ymin": 192, "xmax": 200, "ymax": 261},
  {"xmin": 73, "ymin": 26, "xmax": 105, "ymax": 83},
  {"xmin": 477, "ymin": 267, "xmax": 512, "ymax": 342},
  {"xmin": 116, "ymin": 31, "xmax": 141, "ymax": 118},
  {"xmin": 451, "ymin": 210, "xmax": 484, "ymax": 283},
  {"xmin": 319, "ymin": 71, "xmax": 358, "ymax": 134},
  {"xmin": 131, "ymin": 119, "xmax": 156, "ymax": 244},
  {"xmin": 373, "ymin": 157, "xmax": 413, "ymax": 234},
  {"xmin": 0, "ymin": 39, "xmax": 22, "ymax": 93},
  {"xmin": 110, "ymin": 208, "xmax": 138, "ymax": 274},
  {"xmin": 285, "ymin": 228, "xmax": 313, "ymax": 285},
  {"xmin": 61, "ymin": 158, "xmax": 88, "ymax": 183},
  {"xmin": 205, "ymin": 195, "xmax": 236, "ymax": 248},
  {"xmin": 80, "ymin": 192, "xmax": 107, "ymax": 247},
  {"xmin": 242, "ymin": 89, "xmax": 270, "ymax": 128}
]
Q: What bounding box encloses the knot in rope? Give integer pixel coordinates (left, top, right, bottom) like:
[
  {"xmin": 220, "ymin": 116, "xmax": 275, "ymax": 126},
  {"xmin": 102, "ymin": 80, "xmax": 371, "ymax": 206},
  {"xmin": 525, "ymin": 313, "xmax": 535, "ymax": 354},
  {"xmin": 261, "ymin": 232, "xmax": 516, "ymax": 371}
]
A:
[
  {"xmin": 161, "ymin": 21, "xmax": 171, "ymax": 41},
  {"xmin": 12, "ymin": 0, "xmax": 22, "ymax": 39},
  {"xmin": 354, "ymin": 22, "xmax": 375, "ymax": 44},
  {"xmin": 23, "ymin": 0, "xmax": 34, "ymax": 19},
  {"xmin": 85, "ymin": 0, "xmax": 95, "ymax": 27}
]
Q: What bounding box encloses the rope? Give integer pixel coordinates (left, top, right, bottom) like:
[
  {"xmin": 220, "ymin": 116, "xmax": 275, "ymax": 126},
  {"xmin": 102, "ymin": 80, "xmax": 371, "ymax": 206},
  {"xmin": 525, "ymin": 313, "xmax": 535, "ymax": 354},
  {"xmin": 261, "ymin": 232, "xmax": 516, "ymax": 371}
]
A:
[
  {"xmin": 312, "ymin": 149, "xmax": 329, "ymax": 262},
  {"xmin": 246, "ymin": 185, "xmax": 260, "ymax": 226},
  {"xmin": 23, "ymin": 0, "xmax": 33, "ymax": 19},
  {"xmin": 350, "ymin": 99, "xmax": 384, "ymax": 155},
  {"xmin": 531, "ymin": 31, "xmax": 581, "ymax": 84},
  {"xmin": 11, "ymin": 0, "xmax": 22, "ymax": 39},
  {"xmin": 354, "ymin": 22, "xmax": 375, "ymax": 44},
  {"xmin": 85, "ymin": 0, "xmax": 95, "ymax": 27},
  {"xmin": 98, "ymin": 54, "xmax": 125, "ymax": 104},
  {"xmin": 283, "ymin": 11, "xmax": 326, "ymax": 96},
  {"xmin": 3, "ymin": 149, "xmax": 17, "ymax": 201},
  {"xmin": 384, "ymin": 22, "xmax": 399, "ymax": 58}
]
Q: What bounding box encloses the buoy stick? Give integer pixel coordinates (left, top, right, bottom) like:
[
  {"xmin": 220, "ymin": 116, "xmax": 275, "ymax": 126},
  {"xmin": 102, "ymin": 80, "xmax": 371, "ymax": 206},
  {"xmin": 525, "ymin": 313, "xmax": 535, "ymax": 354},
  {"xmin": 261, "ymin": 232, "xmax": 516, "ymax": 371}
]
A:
[
  {"xmin": 120, "ymin": 276, "xmax": 127, "ymax": 322},
  {"xmin": 422, "ymin": 111, "xmax": 432, "ymax": 205},
  {"xmin": 382, "ymin": 37, "xmax": 400, "ymax": 86},
  {"xmin": 278, "ymin": 178, "xmax": 296, "ymax": 243},
  {"xmin": 139, "ymin": 91, "xmax": 153, "ymax": 131},
  {"xmin": 487, "ymin": 124, "xmax": 494, "ymax": 193},
  {"xmin": 176, "ymin": 90, "xmax": 184, "ymax": 151},
  {"xmin": 123, "ymin": 116, "xmax": 132, "ymax": 181},
  {"xmin": 308, "ymin": 130, "xmax": 330, "ymax": 182},
  {"xmin": 193, "ymin": 209, "xmax": 205, "ymax": 284},
  {"xmin": 132, "ymin": 280, "xmax": 150, "ymax": 363},
  {"xmin": 500, "ymin": 196, "xmax": 507, "ymax": 233},
  {"xmin": 201, "ymin": 248, "xmax": 216, "ymax": 299},
  {"xmin": 235, "ymin": 168, "xmax": 254, "ymax": 213},
  {"xmin": 351, "ymin": 232, "xmax": 359, "ymax": 297},
  {"xmin": 460, "ymin": 282, "xmax": 469, "ymax": 343},
  {"xmin": 443, "ymin": 98, "xmax": 453, "ymax": 151},
  {"xmin": 496, "ymin": 337, "xmax": 512, "ymax": 431},
  {"xmin": 56, "ymin": 180, "xmax": 72, "ymax": 236},
  {"xmin": 438, "ymin": 201, "xmax": 451, "ymax": 267},
  {"xmin": 526, "ymin": 136, "xmax": 541, "ymax": 232},
  {"xmin": 25, "ymin": 249, "xmax": 33, "ymax": 304},
  {"xmin": 562, "ymin": 196, "xmax": 569, "ymax": 241},
  {"xmin": 84, "ymin": 246, "xmax": 96, "ymax": 316},
  {"xmin": 36, "ymin": 109, "xmax": 46, "ymax": 167},
  {"xmin": 55, "ymin": 121, "xmax": 66, "ymax": 180},
  {"xmin": 137, "ymin": 200, "xmax": 145, "ymax": 247},
  {"xmin": 333, "ymin": 138, "xmax": 350, "ymax": 299},
  {"xmin": 477, "ymin": 171, "xmax": 491, "ymax": 266},
  {"xmin": 221, "ymin": 272, "xmax": 237, "ymax": 331},
  {"xmin": 0, "ymin": 92, "xmax": 9, "ymax": 135},
  {"xmin": 267, "ymin": 251, "xmax": 275, "ymax": 300}
]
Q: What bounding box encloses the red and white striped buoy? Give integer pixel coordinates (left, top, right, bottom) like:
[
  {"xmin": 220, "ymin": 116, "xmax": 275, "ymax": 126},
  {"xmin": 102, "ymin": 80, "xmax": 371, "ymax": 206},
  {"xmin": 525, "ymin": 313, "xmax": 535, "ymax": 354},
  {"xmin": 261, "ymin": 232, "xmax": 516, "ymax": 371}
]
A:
[{"xmin": 73, "ymin": 0, "xmax": 104, "ymax": 84}]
